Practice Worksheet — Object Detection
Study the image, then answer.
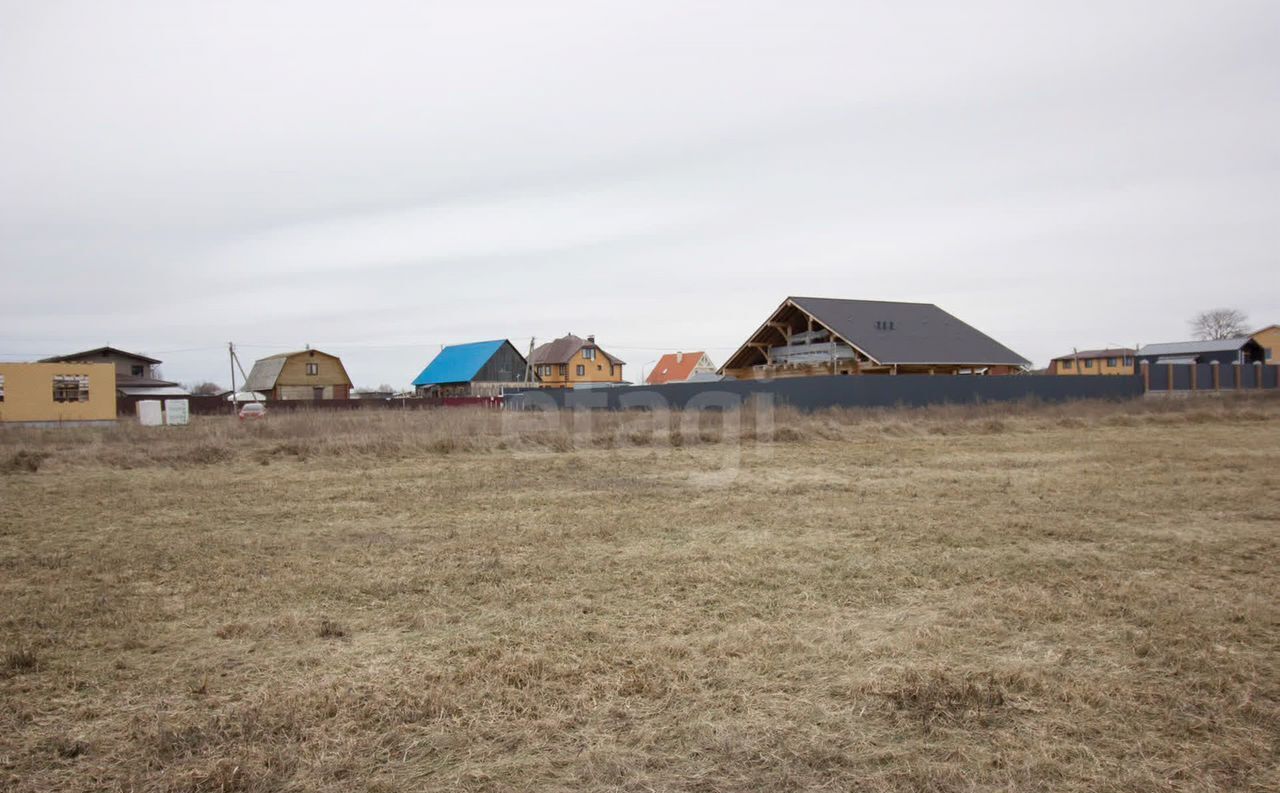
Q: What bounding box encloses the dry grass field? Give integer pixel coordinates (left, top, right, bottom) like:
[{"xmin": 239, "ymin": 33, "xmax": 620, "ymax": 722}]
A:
[{"xmin": 2, "ymin": 396, "xmax": 1279, "ymax": 792}]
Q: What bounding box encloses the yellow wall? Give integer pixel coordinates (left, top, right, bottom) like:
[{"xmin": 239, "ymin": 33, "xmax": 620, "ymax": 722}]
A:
[
  {"xmin": 0, "ymin": 363, "xmax": 117, "ymax": 423},
  {"xmin": 1253, "ymin": 327, "xmax": 1280, "ymax": 365},
  {"xmin": 274, "ymin": 351, "xmax": 351, "ymax": 387},
  {"xmin": 1050, "ymin": 356, "xmax": 1134, "ymax": 375},
  {"xmin": 536, "ymin": 346, "xmax": 623, "ymax": 388}
]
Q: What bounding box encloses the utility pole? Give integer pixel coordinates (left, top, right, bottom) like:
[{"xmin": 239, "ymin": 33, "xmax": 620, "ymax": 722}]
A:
[
  {"xmin": 525, "ymin": 337, "xmax": 536, "ymax": 383},
  {"xmin": 229, "ymin": 342, "xmax": 236, "ymax": 409}
]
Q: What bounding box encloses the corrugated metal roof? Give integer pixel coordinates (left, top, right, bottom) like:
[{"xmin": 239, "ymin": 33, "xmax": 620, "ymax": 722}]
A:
[
  {"xmin": 412, "ymin": 340, "xmax": 507, "ymax": 387},
  {"xmin": 1138, "ymin": 338, "xmax": 1254, "ymax": 356},
  {"xmin": 789, "ymin": 297, "xmax": 1031, "ymax": 366}
]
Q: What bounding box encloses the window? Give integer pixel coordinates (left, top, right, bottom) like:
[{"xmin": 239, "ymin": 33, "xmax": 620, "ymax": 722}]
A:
[
  {"xmin": 1266, "ymin": 348, "xmax": 1273, "ymax": 361},
  {"xmin": 131, "ymin": 364, "xmax": 144, "ymax": 377},
  {"xmin": 540, "ymin": 365, "xmax": 553, "ymax": 377},
  {"xmin": 1061, "ymin": 360, "xmax": 1073, "ymax": 369},
  {"xmin": 1124, "ymin": 356, "xmax": 1134, "ymax": 366},
  {"xmin": 306, "ymin": 363, "xmax": 319, "ymax": 376},
  {"xmin": 52, "ymin": 374, "xmax": 89, "ymax": 402},
  {"xmin": 558, "ymin": 364, "xmax": 568, "ymax": 377},
  {"xmin": 1107, "ymin": 357, "xmax": 1117, "ymax": 367},
  {"xmin": 1084, "ymin": 359, "xmax": 1093, "ymax": 368},
  {"xmin": 583, "ymin": 347, "xmax": 596, "ymax": 360},
  {"xmin": 576, "ymin": 364, "xmax": 585, "ymax": 376}
]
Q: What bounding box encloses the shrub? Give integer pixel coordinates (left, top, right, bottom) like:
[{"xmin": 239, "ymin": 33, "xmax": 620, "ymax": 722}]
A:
[{"xmin": 3, "ymin": 450, "xmax": 48, "ymax": 474}]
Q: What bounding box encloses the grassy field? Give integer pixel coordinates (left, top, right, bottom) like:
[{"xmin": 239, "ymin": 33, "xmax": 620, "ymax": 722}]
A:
[{"xmin": 2, "ymin": 397, "xmax": 1279, "ymax": 792}]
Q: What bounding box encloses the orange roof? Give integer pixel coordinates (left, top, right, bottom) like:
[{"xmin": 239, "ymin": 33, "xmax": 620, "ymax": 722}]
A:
[{"xmin": 646, "ymin": 351, "xmax": 707, "ymax": 385}]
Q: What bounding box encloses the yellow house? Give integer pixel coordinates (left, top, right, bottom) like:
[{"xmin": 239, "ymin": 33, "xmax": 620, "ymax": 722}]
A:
[
  {"xmin": 529, "ymin": 334, "xmax": 625, "ymax": 388},
  {"xmin": 0, "ymin": 362, "xmax": 117, "ymax": 424},
  {"xmin": 1253, "ymin": 325, "xmax": 1280, "ymax": 365},
  {"xmin": 1047, "ymin": 348, "xmax": 1135, "ymax": 375},
  {"xmin": 242, "ymin": 348, "xmax": 353, "ymax": 400}
]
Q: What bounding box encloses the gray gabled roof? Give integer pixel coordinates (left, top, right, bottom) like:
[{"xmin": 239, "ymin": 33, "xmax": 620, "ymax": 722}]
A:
[
  {"xmin": 1137, "ymin": 337, "xmax": 1255, "ymax": 357},
  {"xmin": 788, "ymin": 297, "xmax": 1030, "ymax": 366},
  {"xmin": 242, "ymin": 357, "xmax": 287, "ymax": 392},
  {"xmin": 40, "ymin": 346, "xmax": 161, "ymax": 365}
]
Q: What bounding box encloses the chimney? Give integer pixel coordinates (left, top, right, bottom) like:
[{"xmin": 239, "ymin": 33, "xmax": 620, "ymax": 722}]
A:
[
  {"xmin": 587, "ymin": 334, "xmax": 595, "ymax": 344},
  {"xmin": 677, "ymin": 351, "xmax": 684, "ymax": 363}
]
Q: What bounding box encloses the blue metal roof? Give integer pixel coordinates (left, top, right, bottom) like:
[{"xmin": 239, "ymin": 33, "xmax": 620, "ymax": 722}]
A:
[{"xmin": 412, "ymin": 340, "xmax": 507, "ymax": 386}]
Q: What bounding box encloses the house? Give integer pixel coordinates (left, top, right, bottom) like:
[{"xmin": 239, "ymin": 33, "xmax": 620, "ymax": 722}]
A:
[
  {"xmin": 38, "ymin": 346, "xmax": 188, "ymax": 397},
  {"xmin": 719, "ymin": 297, "xmax": 1030, "ymax": 379},
  {"xmin": 646, "ymin": 351, "xmax": 717, "ymax": 385},
  {"xmin": 1252, "ymin": 325, "xmax": 1279, "ymax": 365},
  {"xmin": 242, "ymin": 348, "xmax": 353, "ymax": 400},
  {"xmin": 1135, "ymin": 338, "xmax": 1265, "ymax": 367},
  {"xmin": 411, "ymin": 339, "xmax": 536, "ymax": 397},
  {"xmin": 1047, "ymin": 348, "xmax": 1135, "ymax": 375},
  {"xmin": 529, "ymin": 334, "xmax": 625, "ymax": 388},
  {"xmin": 0, "ymin": 362, "xmax": 117, "ymax": 424}
]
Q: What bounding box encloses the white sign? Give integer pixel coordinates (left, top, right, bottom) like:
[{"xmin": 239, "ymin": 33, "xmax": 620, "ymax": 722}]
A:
[
  {"xmin": 136, "ymin": 400, "xmax": 163, "ymax": 426},
  {"xmin": 164, "ymin": 399, "xmax": 189, "ymax": 425}
]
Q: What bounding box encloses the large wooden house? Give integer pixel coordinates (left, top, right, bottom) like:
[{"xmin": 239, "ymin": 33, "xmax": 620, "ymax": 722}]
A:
[
  {"xmin": 242, "ymin": 348, "xmax": 353, "ymax": 400},
  {"xmin": 720, "ymin": 297, "xmax": 1029, "ymax": 379},
  {"xmin": 529, "ymin": 334, "xmax": 625, "ymax": 388}
]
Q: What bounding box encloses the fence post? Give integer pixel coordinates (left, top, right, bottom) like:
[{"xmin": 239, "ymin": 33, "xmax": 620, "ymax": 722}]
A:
[
  {"xmin": 1211, "ymin": 360, "xmax": 1220, "ymax": 391},
  {"xmin": 1140, "ymin": 360, "xmax": 1150, "ymax": 392},
  {"xmin": 1167, "ymin": 363, "xmax": 1174, "ymax": 391},
  {"xmin": 1234, "ymin": 361, "xmax": 1243, "ymax": 390},
  {"xmin": 1190, "ymin": 363, "xmax": 1197, "ymax": 391},
  {"xmin": 1256, "ymin": 361, "xmax": 1264, "ymax": 390}
]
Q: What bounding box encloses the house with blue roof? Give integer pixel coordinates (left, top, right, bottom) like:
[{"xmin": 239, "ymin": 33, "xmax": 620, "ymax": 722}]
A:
[{"xmin": 411, "ymin": 340, "xmax": 536, "ymax": 397}]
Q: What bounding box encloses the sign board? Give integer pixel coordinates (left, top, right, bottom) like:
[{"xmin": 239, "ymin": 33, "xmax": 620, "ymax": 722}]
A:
[
  {"xmin": 136, "ymin": 400, "xmax": 163, "ymax": 426},
  {"xmin": 164, "ymin": 399, "xmax": 190, "ymax": 426}
]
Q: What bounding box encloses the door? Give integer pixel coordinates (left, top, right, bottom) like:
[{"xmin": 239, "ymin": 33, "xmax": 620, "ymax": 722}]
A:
[{"xmin": 313, "ymin": 387, "xmax": 325, "ymax": 401}]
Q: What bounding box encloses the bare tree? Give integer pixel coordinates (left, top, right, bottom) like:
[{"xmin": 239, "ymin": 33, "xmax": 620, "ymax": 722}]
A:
[
  {"xmin": 188, "ymin": 381, "xmax": 223, "ymax": 395},
  {"xmin": 1189, "ymin": 308, "xmax": 1250, "ymax": 340}
]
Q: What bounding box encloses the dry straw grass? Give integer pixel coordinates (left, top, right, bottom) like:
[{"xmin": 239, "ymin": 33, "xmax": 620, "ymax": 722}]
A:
[{"xmin": 2, "ymin": 394, "xmax": 1279, "ymax": 791}]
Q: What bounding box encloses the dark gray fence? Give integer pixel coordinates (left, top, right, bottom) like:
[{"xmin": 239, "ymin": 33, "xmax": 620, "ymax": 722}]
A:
[
  {"xmin": 1141, "ymin": 362, "xmax": 1279, "ymax": 393},
  {"xmin": 506, "ymin": 374, "xmax": 1144, "ymax": 412}
]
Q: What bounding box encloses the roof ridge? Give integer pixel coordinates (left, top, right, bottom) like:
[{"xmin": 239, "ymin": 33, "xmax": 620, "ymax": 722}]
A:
[{"xmin": 790, "ymin": 295, "xmax": 939, "ymax": 307}]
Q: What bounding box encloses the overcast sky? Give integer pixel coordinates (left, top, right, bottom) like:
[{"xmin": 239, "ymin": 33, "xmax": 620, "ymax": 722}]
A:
[{"xmin": 2, "ymin": 1, "xmax": 1277, "ymax": 387}]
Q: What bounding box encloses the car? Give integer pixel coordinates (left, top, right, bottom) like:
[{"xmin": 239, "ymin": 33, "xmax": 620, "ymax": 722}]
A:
[{"xmin": 238, "ymin": 402, "xmax": 267, "ymax": 420}]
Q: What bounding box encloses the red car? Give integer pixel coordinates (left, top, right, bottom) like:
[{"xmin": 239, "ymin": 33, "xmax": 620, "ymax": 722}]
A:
[{"xmin": 238, "ymin": 403, "xmax": 267, "ymax": 420}]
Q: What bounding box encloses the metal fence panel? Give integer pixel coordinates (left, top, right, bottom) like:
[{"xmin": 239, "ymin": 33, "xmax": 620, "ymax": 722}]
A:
[{"xmin": 507, "ymin": 374, "xmax": 1144, "ymax": 412}]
